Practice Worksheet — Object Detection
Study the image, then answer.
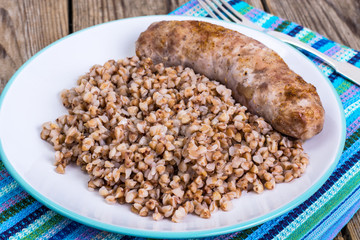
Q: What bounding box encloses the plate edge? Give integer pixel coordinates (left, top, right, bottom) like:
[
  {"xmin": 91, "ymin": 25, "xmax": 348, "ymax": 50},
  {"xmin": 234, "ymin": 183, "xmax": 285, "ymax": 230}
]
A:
[{"xmin": 0, "ymin": 15, "xmax": 347, "ymax": 239}]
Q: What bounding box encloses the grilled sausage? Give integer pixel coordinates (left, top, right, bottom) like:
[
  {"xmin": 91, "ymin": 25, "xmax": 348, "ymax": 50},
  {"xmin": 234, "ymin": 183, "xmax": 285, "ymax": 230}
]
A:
[{"xmin": 135, "ymin": 20, "xmax": 324, "ymax": 140}]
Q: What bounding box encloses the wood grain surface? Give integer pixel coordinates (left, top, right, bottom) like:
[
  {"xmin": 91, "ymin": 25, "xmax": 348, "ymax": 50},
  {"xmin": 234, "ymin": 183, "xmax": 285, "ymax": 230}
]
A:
[
  {"xmin": 0, "ymin": 0, "xmax": 68, "ymax": 92},
  {"xmin": 334, "ymin": 231, "xmax": 345, "ymax": 240},
  {"xmin": 0, "ymin": 0, "xmax": 359, "ymax": 239},
  {"xmin": 344, "ymin": 210, "xmax": 360, "ymax": 240},
  {"xmin": 264, "ymin": 0, "xmax": 360, "ymax": 51},
  {"xmin": 72, "ymin": 0, "xmax": 189, "ymax": 31}
]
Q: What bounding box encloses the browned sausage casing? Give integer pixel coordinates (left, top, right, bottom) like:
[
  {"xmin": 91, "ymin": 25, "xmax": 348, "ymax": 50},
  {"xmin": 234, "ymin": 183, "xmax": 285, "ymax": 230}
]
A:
[{"xmin": 135, "ymin": 20, "xmax": 325, "ymax": 140}]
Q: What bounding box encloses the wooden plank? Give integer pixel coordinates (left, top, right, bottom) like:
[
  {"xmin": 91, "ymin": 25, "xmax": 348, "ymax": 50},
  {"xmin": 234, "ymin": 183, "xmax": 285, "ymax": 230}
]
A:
[
  {"xmin": 72, "ymin": 0, "xmax": 263, "ymax": 32},
  {"xmin": 263, "ymin": 0, "xmax": 360, "ymax": 50},
  {"xmin": 244, "ymin": 0, "xmax": 264, "ymax": 10},
  {"xmin": 333, "ymin": 230, "xmax": 345, "ymax": 240},
  {"xmin": 72, "ymin": 0, "xmax": 188, "ymax": 31},
  {"xmin": 0, "ymin": 0, "xmax": 69, "ymax": 93},
  {"xmin": 344, "ymin": 210, "xmax": 360, "ymax": 240}
]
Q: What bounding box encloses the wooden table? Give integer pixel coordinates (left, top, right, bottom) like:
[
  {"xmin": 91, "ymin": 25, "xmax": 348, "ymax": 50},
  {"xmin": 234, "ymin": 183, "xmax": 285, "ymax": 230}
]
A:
[{"xmin": 0, "ymin": 0, "xmax": 359, "ymax": 239}]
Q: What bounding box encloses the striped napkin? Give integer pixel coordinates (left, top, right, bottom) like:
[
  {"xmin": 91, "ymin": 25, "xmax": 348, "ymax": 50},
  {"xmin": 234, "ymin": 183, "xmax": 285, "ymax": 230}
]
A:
[{"xmin": 1, "ymin": 0, "xmax": 360, "ymax": 239}]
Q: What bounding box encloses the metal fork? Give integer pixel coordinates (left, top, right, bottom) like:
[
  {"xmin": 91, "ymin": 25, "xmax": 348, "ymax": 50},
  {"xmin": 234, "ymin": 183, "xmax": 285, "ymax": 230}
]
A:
[{"xmin": 198, "ymin": 0, "xmax": 360, "ymax": 86}]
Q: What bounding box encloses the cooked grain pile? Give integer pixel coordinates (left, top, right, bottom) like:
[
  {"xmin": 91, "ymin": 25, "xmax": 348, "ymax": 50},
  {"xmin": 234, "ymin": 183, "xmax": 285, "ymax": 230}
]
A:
[{"xmin": 41, "ymin": 56, "xmax": 309, "ymax": 222}]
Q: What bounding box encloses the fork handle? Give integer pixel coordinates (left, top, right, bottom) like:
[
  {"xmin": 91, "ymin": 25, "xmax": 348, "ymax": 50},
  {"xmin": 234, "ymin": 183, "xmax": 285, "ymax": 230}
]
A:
[{"xmin": 268, "ymin": 31, "xmax": 360, "ymax": 85}]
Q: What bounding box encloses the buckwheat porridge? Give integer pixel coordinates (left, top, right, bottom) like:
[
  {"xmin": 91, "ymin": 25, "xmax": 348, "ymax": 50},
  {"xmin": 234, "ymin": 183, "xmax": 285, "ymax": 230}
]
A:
[{"xmin": 41, "ymin": 56, "xmax": 309, "ymax": 222}]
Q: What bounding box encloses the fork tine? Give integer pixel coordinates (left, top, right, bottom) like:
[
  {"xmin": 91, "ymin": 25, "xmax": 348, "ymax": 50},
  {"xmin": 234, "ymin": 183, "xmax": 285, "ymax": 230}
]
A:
[
  {"xmin": 210, "ymin": 0, "xmax": 241, "ymax": 24},
  {"xmin": 218, "ymin": 0, "xmax": 264, "ymax": 30},
  {"xmin": 199, "ymin": 0, "xmax": 232, "ymax": 22},
  {"xmin": 203, "ymin": 0, "xmax": 232, "ymax": 22},
  {"xmin": 199, "ymin": 0, "xmax": 264, "ymax": 31},
  {"xmin": 218, "ymin": 0, "xmax": 247, "ymax": 21},
  {"xmin": 198, "ymin": 0, "xmax": 219, "ymax": 19}
]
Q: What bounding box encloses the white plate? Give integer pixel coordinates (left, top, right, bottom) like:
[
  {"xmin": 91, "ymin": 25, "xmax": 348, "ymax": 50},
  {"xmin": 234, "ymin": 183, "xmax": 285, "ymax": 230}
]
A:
[{"xmin": 0, "ymin": 15, "xmax": 345, "ymax": 238}]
